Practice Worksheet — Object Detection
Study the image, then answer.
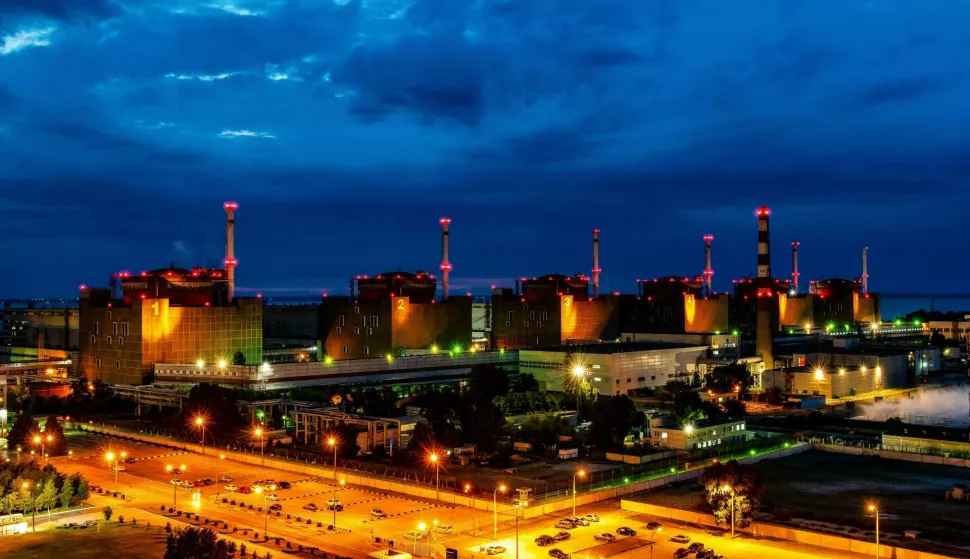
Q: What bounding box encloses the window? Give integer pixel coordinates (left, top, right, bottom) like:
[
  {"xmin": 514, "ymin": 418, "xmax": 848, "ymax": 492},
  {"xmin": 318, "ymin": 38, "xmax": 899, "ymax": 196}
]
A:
[
  {"xmin": 364, "ymin": 346, "xmax": 370, "ymax": 355},
  {"xmin": 367, "ymin": 328, "xmax": 373, "ymax": 335},
  {"xmin": 116, "ymin": 360, "xmax": 121, "ymax": 369},
  {"xmin": 530, "ymin": 311, "xmax": 535, "ymax": 320},
  {"xmin": 338, "ymin": 315, "xmax": 345, "ymax": 327},
  {"xmin": 537, "ymin": 321, "xmax": 542, "ymax": 328},
  {"xmin": 342, "ymin": 345, "xmax": 349, "ymax": 354},
  {"xmin": 651, "ymin": 375, "xmax": 656, "ymax": 381},
  {"xmin": 540, "ymin": 311, "xmax": 548, "ymax": 321},
  {"xmin": 112, "ymin": 322, "xmax": 118, "ymax": 335},
  {"xmin": 524, "ymin": 321, "xmax": 530, "ymax": 328},
  {"xmin": 96, "ymin": 359, "xmax": 101, "ymax": 368},
  {"xmin": 508, "ymin": 311, "xmax": 514, "ymax": 320},
  {"xmin": 661, "ymin": 432, "xmax": 668, "ymax": 440},
  {"xmin": 94, "ymin": 321, "xmax": 99, "ymax": 334},
  {"xmin": 512, "ymin": 335, "xmax": 518, "ymax": 343},
  {"xmin": 355, "ymin": 327, "xmax": 360, "ymax": 334},
  {"xmin": 107, "ymin": 336, "xmax": 112, "ymax": 346},
  {"xmin": 370, "ymin": 316, "xmax": 379, "ymax": 327},
  {"xmin": 534, "ymin": 337, "xmax": 539, "ymax": 344},
  {"xmin": 107, "ymin": 311, "xmax": 112, "ymax": 320},
  {"xmin": 615, "ymin": 380, "xmax": 621, "ymax": 385},
  {"xmin": 337, "ymin": 327, "xmax": 342, "ymax": 334},
  {"xmin": 119, "ymin": 337, "xmax": 124, "ymax": 346},
  {"xmin": 90, "ymin": 335, "xmax": 96, "ymax": 345},
  {"xmin": 626, "ymin": 378, "xmax": 631, "ymax": 383},
  {"xmin": 354, "ymin": 306, "xmax": 360, "ymax": 315},
  {"xmin": 506, "ymin": 321, "xmax": 511, "ymax": 328},
  {"xmin": 362, "ymin": 316, "xmax": 367, "ymax": 326},
  {"xmin": 122, "ymin": 322, "xmax": 129, "ymax": 335},
  {"xmin": 637, "ymin": 377, "xmax": 645, "ymax": 382}
]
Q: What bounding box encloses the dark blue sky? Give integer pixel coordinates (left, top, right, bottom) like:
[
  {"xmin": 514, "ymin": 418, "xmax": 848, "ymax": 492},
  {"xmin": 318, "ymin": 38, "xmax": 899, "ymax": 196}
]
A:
[{"xmin": 2, "ymin": 0, "xmax": 969, "ymax": 297}]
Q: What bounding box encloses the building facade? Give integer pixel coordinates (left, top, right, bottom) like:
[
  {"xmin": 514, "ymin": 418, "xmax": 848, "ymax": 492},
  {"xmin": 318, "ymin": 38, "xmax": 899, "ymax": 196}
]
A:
[{"xmin": 649, "ymin": 418, "xmax": 747, "ymax": 451}]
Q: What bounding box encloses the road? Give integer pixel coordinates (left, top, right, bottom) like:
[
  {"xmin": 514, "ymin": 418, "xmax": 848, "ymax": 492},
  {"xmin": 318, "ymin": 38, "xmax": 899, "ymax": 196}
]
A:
[{"xmin": 42, "ymin": 432, "xmax": 887, "ymax": 559}]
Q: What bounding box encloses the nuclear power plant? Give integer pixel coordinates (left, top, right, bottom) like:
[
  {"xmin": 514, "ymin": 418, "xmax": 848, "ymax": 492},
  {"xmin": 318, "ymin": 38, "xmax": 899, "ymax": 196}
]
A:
[{"xmin": 55, "ymin": 202, "xmax": 899, "ymax": 389}]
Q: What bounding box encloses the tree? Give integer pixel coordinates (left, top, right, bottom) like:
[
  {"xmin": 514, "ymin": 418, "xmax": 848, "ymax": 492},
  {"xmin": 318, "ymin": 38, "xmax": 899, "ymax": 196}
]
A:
[
  {"xmin": 408, "ymin": 421, "xmax": 438, "ymax": 453},
  {"xmin": 699, "ymin": 460, "xmax": 765, "ymax": 529},
  {"xmin": 331, "ymin": 423, "xmax": 361, "ymax": 459},
  {"xmin": 72, "ymin": 473, "xmax": 89, "ymax": 501},
  {"xmin": 8, "ymin": 412, "xmax": 38, "ymax": 450},
  {"xmin": 59, "ymin": 480, "xmax": 74, "ymax": 509},
  {"xmin": 673, "ymin": 391, "xmax": 707, "ymax": 424},
  {"xmin": 164, "ymin": 527, "xmax": 230, "ymax": 559},
  {"xmin": 172, "ymin": 383, "xmax": 246, "ymax": 442},
  {"xmin": 722, "ymin": 399, "xmax": 746, "ymax": 420},
  {"xmin": 492, "ymin": 392, "xmax": 559, "ymax": 415},
  {"xmin": 588, "ymin": 395, "xmax": 641, "ymax": 448},
  {"xmin": 43, "ymin": 415, "xmax": 67, "ymax": 456},
  {"xmin": 662, "ymin": 380, "xmax": 693, "ymax": 399},
  {"xmin": 232, "ymin": 351, "xmax": 247, "ymax": 366},
  {"xmin": 38, "ymin": 478, "xmax": 58, "ymax": 511},
  {"xmin": 510, "ymin": 373, "xmax": 540, "ymax": 393},
  {"xmin": 929, "ymin": 331, "xmax": 947, "ymax": 348},
  {"xmin": 102, "ymin": 506, "xmax": 113, "ymax": 522},
  {"xmin": 763, "ymin": 386, "xmax": 785, "ymax": 406},
  {"xmin": 465, "ymin": 365, "xmax": 511, "ymax": 401},
  {"xmin": 706, "ymin": 362, "xmax": 752, "ymax": 395}
]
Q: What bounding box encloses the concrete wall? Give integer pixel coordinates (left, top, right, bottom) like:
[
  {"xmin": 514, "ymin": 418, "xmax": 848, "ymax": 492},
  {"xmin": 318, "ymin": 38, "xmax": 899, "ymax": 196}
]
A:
[
  {"xmin": 815, "ymin": 443, "xmax": 970, "ymax": 468},
  {"xmin": 620, "ymin": 500, "xmax": 954, "ymax": 559}
]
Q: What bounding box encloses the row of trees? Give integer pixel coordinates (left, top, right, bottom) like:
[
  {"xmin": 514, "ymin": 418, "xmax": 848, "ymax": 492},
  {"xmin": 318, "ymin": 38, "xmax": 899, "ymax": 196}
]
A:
[
  {"xmin": 699, "ymin": 459, "xmax": 765, "ymax": 529},
  {"xmin": 0, "ymin": 462, "xmax": 89, "ymax": 515},
  {"xmin": 10, "ymin": 379, "xmax": 134, "ymax": 419},
  {"xmin": 7, "ymin": 414, "xmax": 67, "ymax": 455}
]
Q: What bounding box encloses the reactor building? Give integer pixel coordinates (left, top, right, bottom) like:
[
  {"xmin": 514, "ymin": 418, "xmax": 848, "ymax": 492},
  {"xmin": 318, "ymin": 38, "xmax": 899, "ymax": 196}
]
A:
[{"xmin": 78, "ymin": 202, "xmax": 262, "ymax": 384}]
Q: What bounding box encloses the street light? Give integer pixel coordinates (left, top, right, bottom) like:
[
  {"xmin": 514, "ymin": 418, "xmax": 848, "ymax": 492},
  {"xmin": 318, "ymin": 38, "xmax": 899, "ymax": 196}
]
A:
[
  {"xmin": 332, "ymin": 479, "xmax": 345, "ymax": 527},
  {"xmin": 493, "ymin": 484, "xmax": 506, "ymax": 538},
  {"xmin": 573, "ymin": 469, "xmax": 586, "ymax": 517},
  {"xmin": 432, "ymin": 519, "xmax": 439, "ymax": 558},
  {"xmin": 254, "ymin": 485, "xmax": 273, "ymax": 540},
  {"xmin": 167, "ymin": 464, "xmax": 186, "ymax": 508},
  {"xmin": 429, "ymin": 453, "xmax": 440, "ymax": 501},
  {"xmin": 464, "ymin": 483, "xmax": 476, "ymax": 533},
  {"xmin": 22, "ymin": 481, "xmax": 37, "ymax": 532},
  {"xmin": 217, "ymin": 454, "xmax": 225, "ymax": 496},
  {"xmin": 867, "ymin": 503, "xmax": 879, "ymax": 559},
  {"xmin": 254, "ymin": 428, "xmax": 264, "ymax": 466},
  {"xmin": 33, "ymin": 434, "xmax": 53, "ymax": 464},
  {"xmin": 722, "ymin": 485, "xmax": 735, "ymax": 537},
  {"xmin": 105, "ymin": 451, "xmax": 126, "ymax": 489},
  {"xmin": 195, "ymin": 416, "xmax": 206, "ymax": 454},
  {"xmin": 514, "ymin": 503, "xmax": 523, "ymax": 559},
  {"xmin": 416, "ymin": 522, "xmax": 427, "ymax": 556},
  {"xmin": 328, "ymin": 437, "xmax": 338, "ymax": 481}
]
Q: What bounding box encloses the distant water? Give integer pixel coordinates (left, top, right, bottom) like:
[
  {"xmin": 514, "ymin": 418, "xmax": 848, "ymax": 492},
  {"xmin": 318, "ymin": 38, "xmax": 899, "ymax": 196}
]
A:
[{"xmin": 881, "ymin": 297, "xmax": 970, "ymax": 320}]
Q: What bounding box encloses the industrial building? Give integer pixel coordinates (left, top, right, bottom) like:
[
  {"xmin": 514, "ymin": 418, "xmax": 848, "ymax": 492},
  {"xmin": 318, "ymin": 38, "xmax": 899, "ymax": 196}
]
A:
[
  {"xmin": 649, "ymin": 417, "xmax": 748, "ymax": 451},
  {"xmin": 79, "ymin": 202, "xmax": 263, "ymax": 385},
  {"xmin": 519, "ymin": 341, "xmax": 708, "ymax": 395},
  {"xmin": 761, "ymin": 348, "xmax": 908, "ymax": 400},
  {"xmin": 0, "ymin": 303, "xmax": 78, "ymax": 351}
]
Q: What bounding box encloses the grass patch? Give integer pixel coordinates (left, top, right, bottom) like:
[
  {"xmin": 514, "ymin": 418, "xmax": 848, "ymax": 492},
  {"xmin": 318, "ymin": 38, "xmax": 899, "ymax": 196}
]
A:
[{"xmin": 0, "ymin": 522, "xmax": 167, "ymax": 559}]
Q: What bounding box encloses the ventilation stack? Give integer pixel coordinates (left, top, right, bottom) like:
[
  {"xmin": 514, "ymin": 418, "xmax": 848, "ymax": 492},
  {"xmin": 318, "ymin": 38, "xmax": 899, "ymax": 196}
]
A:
[
  {"xmin": 592, "ymin": 229, "xmax": 601, "ymax": 298},
  {"xmin": 862, "ymin": 247, "xmax": 869, "ymax": 295},
  {"xmin": 223, "ymin": 201, "xmax": 239, "ymax": 303},
  {"xmin": 755, "ymin": 206, "xmax": 774, "ymax": 370},
  {"xmin": 440, "ymin": 218, "xmax": 452, "ymax": 300},
  {"xmin": 791, "ymin": 242, "xmax": 800, "ymax": 294},
  {"xmin": 703, "ymin": 235, "xmax": 714, "ymax": 295}
]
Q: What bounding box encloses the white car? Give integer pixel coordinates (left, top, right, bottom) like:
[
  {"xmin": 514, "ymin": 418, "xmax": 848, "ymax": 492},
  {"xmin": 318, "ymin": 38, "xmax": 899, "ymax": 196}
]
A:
[
  {"xmin": 404, "ymin": 531, "xmax": 426, "ymax": 540},
  {"xmin": 224, "ymin": 484, "xmax": 237, "ymax": 492},
  {"xmin": 670, "ymin": 534, "xmax": 690, "ymax": 543},
  {"xmin": 171, "ymin": 479, "xmax": 184, "ymax": 487},
  {"xmin": 326, "ymin": 499, "xmax": 341, "ymax": 506},
  {"xmin": 267, "ymin": 494, "xmax": 280, "ymax": 501},
  {"xmin": 370, "ymin": 509, "xmax": 388, "ymax": 518},
  {"xmin": 218, "ymin": 476, "xmax": 232, "ymax": 483},
  {"xmin": 584, "ymin": 514, "xmax": 600, "ymax": 522},
  {"xmin": 435, "ymin": 524, "xmax": 453, "ymax": 534},
  {"xmin": 482, "ymin": 545, "xmax": 507, "ymax": 556}
]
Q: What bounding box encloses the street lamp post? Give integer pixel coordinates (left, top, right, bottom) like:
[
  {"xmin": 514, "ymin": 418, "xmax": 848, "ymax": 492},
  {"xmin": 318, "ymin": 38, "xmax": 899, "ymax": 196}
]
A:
[
  {"xmin": 332, "ymin": 479, "xmax": 345, "ymax": 528},
  {"xmin": 722, "ymin": 485, "xmax": 735, "ymax": 537},
  {"xmin": 430, "ymin": 453, "xmax": 440, "ymax": 501},
  {"xmin": 33, "ymin": 434, "xmax": 53, "ymax": 464},
  {"xmin": 106, "ymin": 451, "xmax": 126, "ymax": 490},
  {"xmin": 328, "ymin": 438, "xmax": 338, "ymax": 481},
  {"xmin": 22, "ymin": 482, "xmax": 37, "ymax": 532},
  {"xmin": 868, "ymin": 503, "xmax": 880, "ymax": 559},
  {"xmin": 464, "ymin": 484, "xmax": 475, "ymax": 533},
  {"xmin": 432, "ymin": 519, "xmax": 439, "ymax": 559},
  {"xmin": 254, "ymin": 485, "xmax": 272, "ymax": 540},
  {"xmin": 255, "ymin": 428, "xmax": 264, "ymax": 466},
  {"xmin": 514, "ymin": 504, "xmax": 522, "ymax": 559},
  {"xmin": 493, "ymin": 484, "xmax": 506, "ymax": 539},
  {"xmin": 167, "ymin": 464, "xmax": 186, "ymax": 508},
  {"xmin": 572, "ymin": 469, "xmax": 586, "ymax": 517},
  {"xmin": 217, "ymin": 454, "xmax": 225, "ymax": 496},
  {"xmin": 416, "ymin": 522, "xmax": 426, "ymax": 556},
  {"xmin": 195, "ymin": 417, "xmax": 206, "ymax": 455}
]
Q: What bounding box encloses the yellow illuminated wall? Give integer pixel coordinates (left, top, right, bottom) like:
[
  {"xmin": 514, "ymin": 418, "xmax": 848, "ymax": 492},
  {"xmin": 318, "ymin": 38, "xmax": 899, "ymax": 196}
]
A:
[
  {"xmin": 560, "ymin": 295, "xmax": 619, "ymax": 342},
  {"xmin": 778, "ymin": 293, "xmax": 814, "ymax": 328},
  {"xmin": 853, "ymin": 293, "xmax": 881, "ymax": 324},
  {"xmin": 684, "ymin": 294, "xmax": 729, "ymax": 333}
]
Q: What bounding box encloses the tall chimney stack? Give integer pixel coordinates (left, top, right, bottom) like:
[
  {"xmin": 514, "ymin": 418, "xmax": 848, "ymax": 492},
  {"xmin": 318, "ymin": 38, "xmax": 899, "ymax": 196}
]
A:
[
  {"xmin": 791, "ymin": 241, "xmax": 800, "ymax": 294},
  {"xmin": 223, "ymin": 201, "xmax": 239, "ymax": 303},
  {"xmin": 703, "ymin": 235, "xmax": 714, "ymax": 295},
  {"xmin": 862, "ymin": 247, "xmax": 869, "ymax": 295},
  {"xmin": 755, "ymin": 206, "xmax": 774, "ymax": 370},
  {"xmin": 592, "ymin": 229, "xmax": 601, "ymax": 298},
  {"xmin": 439, "ymin": 218, "xmax": 452, "ymax": 300}
]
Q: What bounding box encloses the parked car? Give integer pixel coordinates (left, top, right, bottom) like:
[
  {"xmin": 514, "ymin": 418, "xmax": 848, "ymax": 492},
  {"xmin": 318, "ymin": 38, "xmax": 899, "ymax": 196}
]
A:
[
  {"xmin": 548, "ymin": 549, "xmax": 570, "ymax": 559},
  {"xmin": 170, "ymin": 468, "xmax": 182, "ymax": 475},
  {"xmin": 327, "ymin": 504, "xmax": 344, "ymax": 512},
  {"xmin": 124, "ymin": 456, "xmax": 136, "ymax": 464},
  {"xmin": 202, "ymin": 478, "xmax": 214, "ymax": 486},
  {"xmin": 237, "ymin": 486, "xmax": 252, "ymax": 494},
  {"xmin": 553, "ymin": 531, "xmax": 571, "ymax": 542},
  {"xmin": 534, "ymin": 535, "xmax": 554, "ymax": 546},
  {"xmin": 687, "ymin": 543, "xmax": 705, "ymax": 552},
  {"xmin": 267, "ymin": 494, "xmax": 280, "ymax": 502},
  {"xmin": 647, "ymin": 522, "xmax": 662, "ymax": 530},
  {"xmin": 482, "ymin": 545, "xmax": 507, "ymax": 555},
  {"xmin": 171, "ymin": 479, "xmax": 184, "ymax": 487},
  {"xmin": 370, "ymin": 509, "xmax": 388, "ymax": 519},
  {"xmin": 616, "ymin": 527, "xmax": 637, "ymax": 537},
  {"xmin": 583, "ymin": 514, "xmax": 600, "ymax": 523},
  {"xmin": 695, "ymin": 550, "xmax": 715, "ymax": 559},
  {"xmin": 277, "ymin": 481, "xmax": 292, "ymax": 489},
  {"xmin": 303, "ymin": 503, "xmax": 319, "ymax": 512},
  {"xmin": 593, "ymin": 533, "xmax": 616, "ymax": 543},
  {"xmin": 193, "ymin": 480, "xmax": 206, "ymax": 487},
  {"xmin": 555, "ymin": 519, "xmax": 576, "ymax": 529},
  {"xmin": 219, "ymin": 476, "xmax": 232, "ymax": 483},
  {"xmin": 435, "ymin": 524, "xmax": 453, "ymax": 534},
  {"xmin": 706, "ymin": 530, "xmax": 725, "ymax": 537},
  {"xmin": 670, "ymin": 535, "xmax": 691, "ymax": 543},
  {"xmin": 571, "ymin": 517, "xmax": 590, "ymax": 526},
  {"xmin": 268, "ymin": 504, "xmax": 282, "ymax": 512},
  {"xmin": 404, "ymin": 531, "xmax": 425, "ymax": 540},
  {"xmin": 674, "ymin": 549, "xmax": 691, "ymax": 558},
  {"xmin": 326, "ymin": 499, "xmax": 341, "ymax": 507},
  {"xmin": 224, "ymin": 484, "xmax": 237, "ymax": 492}
]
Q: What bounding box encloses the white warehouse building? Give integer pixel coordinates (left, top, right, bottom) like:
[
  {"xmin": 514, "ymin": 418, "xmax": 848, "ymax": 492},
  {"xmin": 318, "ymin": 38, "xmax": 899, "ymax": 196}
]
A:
[{"xmin": 519, "ymin": 341, "xmax": 708, "ymax": 395}]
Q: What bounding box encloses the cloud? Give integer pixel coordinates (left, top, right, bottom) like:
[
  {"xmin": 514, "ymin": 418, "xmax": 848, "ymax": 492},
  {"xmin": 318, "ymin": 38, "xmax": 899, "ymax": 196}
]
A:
[
  {"xmin": 218, "ymin": 129, "xmax": 276, "ymax": 139},
  {"xmin": 207, "ymin": 3, "xmax": 265, "ymax": 17},
  {"xmin": 849, "ymin": 76, "xmax": 951, "ymax": 108},
  {"xmin": 0, "ymin": 0, "xmax": 117, "ymax": 21},
  {"xmin": 0, "ymin": 27, "xmax": 56, "ymax": 55},
  {"xmin": 164, "ymin": 71, "xmax": 241, "ymax": 82}
]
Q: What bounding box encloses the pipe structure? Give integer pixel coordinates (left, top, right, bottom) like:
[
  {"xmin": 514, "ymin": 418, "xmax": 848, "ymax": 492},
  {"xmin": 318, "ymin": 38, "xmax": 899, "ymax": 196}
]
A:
[
  {"xmin": 756, "ymin": 206, "xmax": 771, "ymax": 278},
  {"xmin": 862, "ymin": 247, "xmax": 869, "ymax": 295},
  {"xmin": 592, "ymin": 229, "xmax": 601, "ymax": 298},
  {"xmin": 791, "ymin": 242, "xmax": 800, "ymax": 294},
  {"xmin": 440, "ymin": 218, "xmax": 452, "ymax": 300},
  {"xmin": 223, "ymin": 202, "xmax": 239, "ymax": 302},
  {"xmin": 755, "ymin": 206, "xmax": 774, "ymax": 370},
  {"xmin": 703, "ymin": 235, "xmax": 714, "ymax": 295}
]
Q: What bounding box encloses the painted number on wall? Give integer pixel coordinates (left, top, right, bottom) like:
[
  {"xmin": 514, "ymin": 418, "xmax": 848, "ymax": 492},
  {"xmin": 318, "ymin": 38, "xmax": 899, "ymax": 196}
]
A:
[
  {"xmin": 151, "ymin": 302, "xmax": 159, "ymax": 317},
  {"xmin": 396, "ymin": 299, "xmax": 406, "ymax": 311}
]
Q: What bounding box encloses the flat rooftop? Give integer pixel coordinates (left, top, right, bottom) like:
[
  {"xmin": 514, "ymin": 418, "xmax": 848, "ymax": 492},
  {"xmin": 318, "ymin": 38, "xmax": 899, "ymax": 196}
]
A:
[{"xmin": 527, "ymin": 341, "xmax": 705, "ymax": 354}]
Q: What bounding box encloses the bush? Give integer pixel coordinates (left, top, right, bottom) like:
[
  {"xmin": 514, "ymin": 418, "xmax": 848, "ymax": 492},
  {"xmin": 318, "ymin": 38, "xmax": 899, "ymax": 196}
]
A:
[
  {"xmin": 166, "ymin": 522, "xmax": 172, "ymax": 533},
  {"xmin": 132, "ymin": 518, "xmax": 137, "ymax": 525},
  {"xmin": 161, "ymin": 505, "xmax": 166, "ymax": 511},
  {"xmin": 118, "ymin": 515, "xmax": 125, "ymax": 524},
  {"xmin": 102, "ymin": 506, "xmax": 113, "ymax": 522},
  {"xmin": 169, "ymin": 507, "xmax": 174, "ymax": 513},
  {"xmin": 286, "ymin": 542, "xmax": 292, "ymax": 549},
  {"xmin": 195, "ymin": 514, "xmax": 200, "ymax": 521},
  {"xmin": 240, "ymin": 544, "xmax": 247, "ymax": 556}
]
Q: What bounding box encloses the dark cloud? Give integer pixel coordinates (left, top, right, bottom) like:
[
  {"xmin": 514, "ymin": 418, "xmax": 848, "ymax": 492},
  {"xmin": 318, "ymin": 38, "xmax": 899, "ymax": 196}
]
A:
[
  {"xmin": 850, "ymin": 76, "xmax": 951, "ymax": 108},
  {"xmin": 580, "ymin": 48, "xmax": 645, "ymax": 68},
  {"xmin": 0, "ymin": 0, "xmax": 118, "ymax": 21}
]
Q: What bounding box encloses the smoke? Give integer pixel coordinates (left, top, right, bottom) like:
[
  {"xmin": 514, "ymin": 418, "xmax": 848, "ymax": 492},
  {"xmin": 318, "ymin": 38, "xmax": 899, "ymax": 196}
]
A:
[{"xmin": 857, "ymin": 385, "xmax": 969, "ymax": 427}]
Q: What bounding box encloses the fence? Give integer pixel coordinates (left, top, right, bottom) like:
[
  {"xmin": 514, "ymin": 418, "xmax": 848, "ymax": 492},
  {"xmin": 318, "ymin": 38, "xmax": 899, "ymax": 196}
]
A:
[{"xmin": 813, "ymin": 442, "xmax": 970, "ymax": 468}]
